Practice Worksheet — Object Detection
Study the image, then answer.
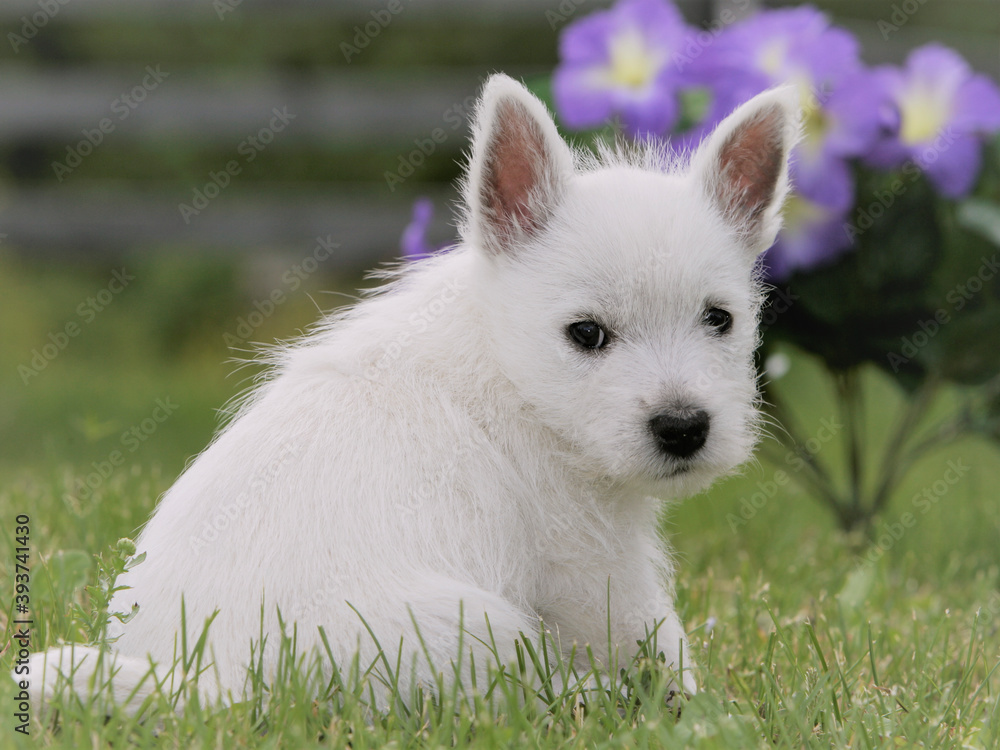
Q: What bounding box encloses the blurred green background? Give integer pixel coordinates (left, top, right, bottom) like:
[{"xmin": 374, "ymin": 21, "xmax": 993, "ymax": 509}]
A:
[{"xmin": 1, "ymin": 0, "xmax": 998, "ymax": 569}]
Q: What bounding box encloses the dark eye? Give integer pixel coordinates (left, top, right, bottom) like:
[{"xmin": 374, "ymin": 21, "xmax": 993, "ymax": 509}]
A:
[
  {"xmin": 567, "ymin": 321, "xmax": 607, "ymax": 350},
  {"xmin": 703, "ymin": 307, "xmax": 732, "ymax": 334}
]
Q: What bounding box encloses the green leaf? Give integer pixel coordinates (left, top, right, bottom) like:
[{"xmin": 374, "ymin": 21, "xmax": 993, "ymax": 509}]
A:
[
  {"xmin": 956, "ymin": 198, "xmax": 1000, "ymax": 247},
  {"xmin": 837, "ymin": 564, "xmax": 876, "ymax": 610},
  {"xmin": 766, "ymin": 170, "xmax": 941, "ymax": 380},
  {"xmin": 931, "ymin": 305, "xmax": 1000, "ymax": 384}
]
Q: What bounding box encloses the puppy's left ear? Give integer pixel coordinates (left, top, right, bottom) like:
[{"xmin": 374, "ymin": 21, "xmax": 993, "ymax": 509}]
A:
[
  {"xmin": 690, "ymin": 87, "xmax": 801, "ymax": 255},
  {"xmin": 464, "ymin": 74, "xmax": 575, "ymax": 256}
]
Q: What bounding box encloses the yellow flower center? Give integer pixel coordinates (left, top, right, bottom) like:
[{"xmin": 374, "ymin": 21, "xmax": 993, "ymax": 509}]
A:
[
  {"xmin": 758, "ymin": 39, "xmax": 788, "ymax": 78},
  {"xmin": 799, "ymin": 87, "xmax": 829, "ymax": 156},
  {"xmin": 899, "ymin": 83, "xmax": 951, "ymax": 145},
  {"xmin": 603, "ymin": 28, "xmax": 664, "ymax": 91},
  {"xmin": 782, "ymin": 192, "xmax": 825, "ymax": 236}
]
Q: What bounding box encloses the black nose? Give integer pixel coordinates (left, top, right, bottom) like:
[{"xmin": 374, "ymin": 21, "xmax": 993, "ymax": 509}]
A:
[{"xmin": 649, "ymin": 410, "xmax": 710, "ymax": 459}]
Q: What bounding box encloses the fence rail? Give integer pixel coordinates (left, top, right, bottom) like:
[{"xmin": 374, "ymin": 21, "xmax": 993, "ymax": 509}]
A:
[{"xmin": 0, "ymin": 0, "xmax": 995, "ymax": 264}]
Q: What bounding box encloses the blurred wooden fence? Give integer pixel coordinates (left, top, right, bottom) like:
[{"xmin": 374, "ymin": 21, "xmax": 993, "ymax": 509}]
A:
[{"xmin": 0, "ymin": 0, "xmax": 996, "ymax": 266}]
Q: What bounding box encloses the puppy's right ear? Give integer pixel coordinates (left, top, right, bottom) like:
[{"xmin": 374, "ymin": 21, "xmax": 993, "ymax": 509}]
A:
[
  {"xmin": 463, "ymin": 74, "xmax": 574, "ymax": 256},
  {"xmin": 689, "ymin": 86, "xmax": 801, "ymax": 256}
]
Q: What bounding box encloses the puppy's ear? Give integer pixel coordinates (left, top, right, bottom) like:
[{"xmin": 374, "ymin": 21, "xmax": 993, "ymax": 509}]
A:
[
  {"xmin": 690, "ymin": 87, "xmax": 801, "ymax": 255},
  {"xmin": 464, "ymin": 74, "xmax": 574, "ymax": 256}
]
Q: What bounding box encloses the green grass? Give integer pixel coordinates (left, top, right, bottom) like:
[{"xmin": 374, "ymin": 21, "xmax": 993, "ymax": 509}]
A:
[{"xmin": 1, "ymin": 252, "xmax": 999, "ymax": 748}]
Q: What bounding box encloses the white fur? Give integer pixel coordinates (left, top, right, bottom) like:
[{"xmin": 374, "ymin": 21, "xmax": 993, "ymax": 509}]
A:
[{"xmin": 22, "ymin": 75, "xmax": 799, "ymax": 712}]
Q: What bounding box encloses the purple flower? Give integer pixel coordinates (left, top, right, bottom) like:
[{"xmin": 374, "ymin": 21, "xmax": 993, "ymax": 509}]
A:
[
  {"xmin": 553, "ymin": 2, "xmax": 1000, "ymax": 279},
  {"xmin": 683, "ymin": 6, "xmax": 885, "ymax": 275},
  {"xmin": 698, "ymin": 6, "xmax": 860, "ymax": 97},
  {"xmin": 866, "ymin": 44, "xmax": 1000, "ymax": 198},
  {"xmin": 764, "ymin": 194, "xmax": 852, "ymax": 281},
  {"xmin": 691, "ymin": 7, "xmax": 877, "ymax": 208},
  {"xmin": 400, "ymin": 197, "xmax": 440, "ymax": 261},
  {"xmin": 553, "ymin": 0, "xmax": 691, "ymax": 137},
  {"xmin": 792, "ymin": 71, "xmax": 888, "ymax": 212}
]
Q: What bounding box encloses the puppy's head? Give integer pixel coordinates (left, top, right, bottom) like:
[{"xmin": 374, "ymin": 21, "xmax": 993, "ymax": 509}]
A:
[{"xmin": 463, "ymin": 74, "xmax": 799, "ymax": 495}]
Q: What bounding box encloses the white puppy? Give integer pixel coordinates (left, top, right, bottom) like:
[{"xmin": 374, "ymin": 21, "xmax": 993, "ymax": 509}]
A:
[{"xmin": 25, "ymin": 74, "xmax": 799, "ymax": 713}]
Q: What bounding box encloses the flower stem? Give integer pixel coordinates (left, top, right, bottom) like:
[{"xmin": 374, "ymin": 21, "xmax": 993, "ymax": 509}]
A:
[
  {"xmin": 764, "ymin": 384, "xmax": 844, "ymax": 518},
  {"xmin": 759, "ymin": 441, "xmax": 843, "ymax": 511},
  {"xmin": 870, "ymin": 375, "xmax": 941, "ymax": 519},
  {"xmin": 835, "ymin": 368, "xmax": 866, "ymax": 530}
]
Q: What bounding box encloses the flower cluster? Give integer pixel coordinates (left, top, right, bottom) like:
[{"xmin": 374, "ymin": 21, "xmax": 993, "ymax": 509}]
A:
[{"xmin": 551, "ymin": 0, "xmax": 1000, "ymax": 279}]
